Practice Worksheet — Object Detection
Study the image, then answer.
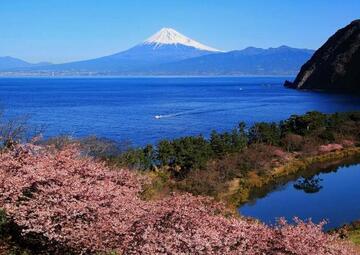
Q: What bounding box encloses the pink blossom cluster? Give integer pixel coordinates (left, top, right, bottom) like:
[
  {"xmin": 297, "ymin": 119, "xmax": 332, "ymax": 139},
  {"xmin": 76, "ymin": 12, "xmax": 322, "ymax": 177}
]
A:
[
  {"xmin": 0, "ymin": 144, "xmax": 355, "ymax": 254},
  {"xmin": 319, "ymin": 143, "xmax": 344, "ymax": 153},
  {"xmin": 341, "ymin": 140, "xmax": 355, "ymax": 147}
]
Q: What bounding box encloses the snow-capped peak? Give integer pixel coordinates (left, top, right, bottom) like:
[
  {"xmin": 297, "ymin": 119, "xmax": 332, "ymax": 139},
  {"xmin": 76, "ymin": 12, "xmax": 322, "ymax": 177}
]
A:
[{"xmin": 144, "ymin": 28, "xmax": 220, "ymax": 52}]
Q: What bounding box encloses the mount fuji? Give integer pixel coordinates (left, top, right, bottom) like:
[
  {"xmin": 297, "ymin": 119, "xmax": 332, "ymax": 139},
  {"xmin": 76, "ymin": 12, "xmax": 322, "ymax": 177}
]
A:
[
  {"xmin": 2, "ymin": 28, "xmax": 315, "ymax": 75},
  {"xmin": 143, "ymin": 27, "xmax": 219, "ymax": 52},
  {"xmin": 30, "ymin": 28, "xmax": 220, "ymax": 73}
]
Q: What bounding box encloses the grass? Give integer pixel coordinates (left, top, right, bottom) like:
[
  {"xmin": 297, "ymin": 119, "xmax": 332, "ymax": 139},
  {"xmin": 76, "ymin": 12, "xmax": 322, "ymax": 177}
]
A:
[
  {"xmin": 348, "ymin": 228, "xmax": 360, "ymax": 245},
  {"xmin": 329, "ymin": 221, "xmax": 360, "ymax": 251}
]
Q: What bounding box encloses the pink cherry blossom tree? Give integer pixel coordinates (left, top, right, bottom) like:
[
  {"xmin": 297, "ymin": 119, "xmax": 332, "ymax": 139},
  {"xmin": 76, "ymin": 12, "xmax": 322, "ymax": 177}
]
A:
[{"xmin": 0, "ymin": 144, "xmax": 354, "ymax": 254}]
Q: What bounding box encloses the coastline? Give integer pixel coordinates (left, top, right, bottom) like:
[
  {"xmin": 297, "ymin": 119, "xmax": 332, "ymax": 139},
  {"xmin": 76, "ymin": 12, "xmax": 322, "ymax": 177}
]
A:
[
  {"xmin": 143, "ymin": 144, "xmax": 360, "ymax": 214},
  {"xmin": 0, "ymin": 74, "xmax": 295, "ymax": 79},
  {"xmin": 221, "ymin": 146, "xmax": 360, "ymax": 209}
]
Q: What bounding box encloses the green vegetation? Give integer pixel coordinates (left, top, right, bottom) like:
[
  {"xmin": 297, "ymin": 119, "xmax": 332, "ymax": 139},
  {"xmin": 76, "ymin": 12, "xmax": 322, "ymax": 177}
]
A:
[
  {"xmin": 330, "ymin": 221, "xmax": 360, "ymax": 249},
  {"xmin": 349, "ymin": 228, "xmax": 360, "ymax": 245},
  {"xmin": 103, "ymin": 111, "xmax": 360, "ymax": 204},
  {"xmin": 109, "ymin": 111, "xmax": 359, "ymax": 171}
]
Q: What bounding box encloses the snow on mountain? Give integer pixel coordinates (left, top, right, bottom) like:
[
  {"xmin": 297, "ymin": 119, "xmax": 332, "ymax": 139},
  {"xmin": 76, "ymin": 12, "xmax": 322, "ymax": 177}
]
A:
[
  {"xmin": 21, "ymin": 28, "xmax": 220, "ymax": 72},
  {"xmin": 143, "ymin": 28, "xmax": 221, "ymax": 52}
]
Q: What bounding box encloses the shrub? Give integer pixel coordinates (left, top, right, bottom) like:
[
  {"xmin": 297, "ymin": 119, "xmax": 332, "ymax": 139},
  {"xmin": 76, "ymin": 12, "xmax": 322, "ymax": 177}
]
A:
[
  {"xmin": 281, "ymin": 133, "xmax": 304, "ymax": 151},
  {"xmin": 42, "ymin": 135, "xmax": 123, "ymax": 158},
  {"xmin": 319, "ymin": 143, "xmax": 343, "ymax": 153},
  {"xmin": 319, "ymin": 129, "xmax": 336, "ymax": 142}
]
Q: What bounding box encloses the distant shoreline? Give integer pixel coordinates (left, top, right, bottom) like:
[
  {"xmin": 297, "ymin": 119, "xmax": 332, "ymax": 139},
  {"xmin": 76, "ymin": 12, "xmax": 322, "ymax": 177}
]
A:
[{"xmin": 0, "ymin": 74, "xmax": 296, "ymax": 79}]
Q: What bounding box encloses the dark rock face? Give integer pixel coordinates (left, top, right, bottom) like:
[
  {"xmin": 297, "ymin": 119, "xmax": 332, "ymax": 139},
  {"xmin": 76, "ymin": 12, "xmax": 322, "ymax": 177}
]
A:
[{"xmin": 285, "ymin": 20, "xmax": 360, "ymax": 91}]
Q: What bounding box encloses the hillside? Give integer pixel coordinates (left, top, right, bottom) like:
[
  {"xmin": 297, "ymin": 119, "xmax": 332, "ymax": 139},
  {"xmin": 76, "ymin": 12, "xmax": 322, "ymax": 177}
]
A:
[
  {"xmin": 284, "ymin": 20, "xmax": 360, "ymax": 91},
  {"xmin": 0, "ymin": 56, "xmax": 51, "ymax": 71},
  {"xmin": 149, "ymin": 46, "xmax": 314, "ymax": 75}
]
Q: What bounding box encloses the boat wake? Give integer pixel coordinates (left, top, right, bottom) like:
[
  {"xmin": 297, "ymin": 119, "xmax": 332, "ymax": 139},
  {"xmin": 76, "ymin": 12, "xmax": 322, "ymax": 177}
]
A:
[
  {"xmin": 153, "ymin": 103, "xmax": 270, "ymax": 120},
  {"xmin": 154, "ymin": 108, "xmax": 227, "ymax": 119}
]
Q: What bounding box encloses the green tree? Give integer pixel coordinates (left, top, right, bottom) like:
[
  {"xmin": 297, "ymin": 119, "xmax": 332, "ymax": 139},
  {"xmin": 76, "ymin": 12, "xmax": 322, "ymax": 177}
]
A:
[
  {"xmin": 210, "ymin": 122, "xmax": 247, "ymax": 157},
  {"xmin": 280, "ymin": 111, "xmax": 327, "ymax": 135},
  {"xmin": 249, "ymin": 122, "xmax": 281, "ymax": 145},
  {"xmin": 157, "ymin": 140, "xmax": 175, "ymax": 167},
  {"xmin": 171, "ymin": 136, "xmax": 212, "ymax": 175}
]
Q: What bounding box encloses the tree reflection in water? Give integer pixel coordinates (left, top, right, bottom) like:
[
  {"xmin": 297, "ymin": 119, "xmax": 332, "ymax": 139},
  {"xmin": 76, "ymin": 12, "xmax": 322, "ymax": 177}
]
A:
[{"xmin": 293, "ymin": 176, "xmax": 323, "ymax": 193}]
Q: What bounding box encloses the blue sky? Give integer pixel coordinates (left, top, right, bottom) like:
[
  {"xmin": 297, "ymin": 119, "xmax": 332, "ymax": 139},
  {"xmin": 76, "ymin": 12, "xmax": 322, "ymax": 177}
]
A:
[{"xmin": 0, "ymin": 0, "xmax": 359, "ymax": 63}]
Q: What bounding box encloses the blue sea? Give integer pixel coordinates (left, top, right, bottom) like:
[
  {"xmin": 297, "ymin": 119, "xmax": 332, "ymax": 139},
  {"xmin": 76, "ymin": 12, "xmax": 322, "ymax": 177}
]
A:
[{"xmin": 0, "ymin": 77, "xmax": 359, "ymax": 146}]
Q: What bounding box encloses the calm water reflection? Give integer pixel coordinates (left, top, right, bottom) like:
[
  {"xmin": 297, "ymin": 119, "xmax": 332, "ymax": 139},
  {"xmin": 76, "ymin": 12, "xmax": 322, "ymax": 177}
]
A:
[{"xmin": 240, "ymin": 160, "xmax": 360, "ymax": 230}]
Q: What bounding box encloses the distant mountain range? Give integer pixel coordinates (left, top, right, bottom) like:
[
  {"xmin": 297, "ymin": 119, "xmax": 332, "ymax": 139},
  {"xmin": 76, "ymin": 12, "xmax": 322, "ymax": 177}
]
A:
[
  {"xmin": 148, "ymin": 45, "xmax": 314, "ymax": 75},
  {"xmin": 0, "ymin": 56, "xmax": 52, "ymax": 70},
  {"xmin": 0, "ymin": 28, "xmax": 315, "ymax": 76}
]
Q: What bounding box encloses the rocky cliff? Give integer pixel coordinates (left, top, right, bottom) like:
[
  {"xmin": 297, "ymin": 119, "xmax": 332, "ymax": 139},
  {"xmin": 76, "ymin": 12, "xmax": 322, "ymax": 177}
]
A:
[{"xmin": 284, "ymin": 20, "xmax": 360, "ymax": 91}]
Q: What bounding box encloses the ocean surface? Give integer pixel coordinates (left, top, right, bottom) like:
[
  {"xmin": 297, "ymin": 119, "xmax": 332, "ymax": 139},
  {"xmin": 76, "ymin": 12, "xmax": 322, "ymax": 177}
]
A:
[
  {"xmin": 240, "ymin": 162, "xmax": 360, "ymax": 230},
  {"xmin": 0, "ymin": 77, "xmax": 360, "ymax": 146}
]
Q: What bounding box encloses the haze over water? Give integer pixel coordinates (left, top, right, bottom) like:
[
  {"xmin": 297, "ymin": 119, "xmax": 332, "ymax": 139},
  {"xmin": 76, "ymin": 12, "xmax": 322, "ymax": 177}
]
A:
[{"xmin": 0, "ymin": 76, "xmax": 360, "ymax": 146}]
